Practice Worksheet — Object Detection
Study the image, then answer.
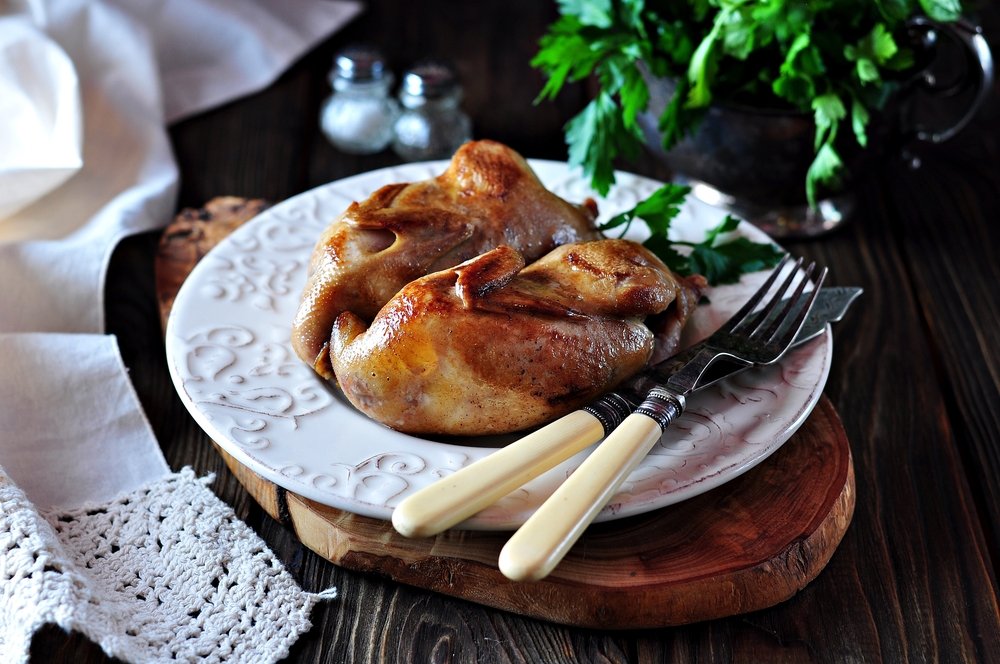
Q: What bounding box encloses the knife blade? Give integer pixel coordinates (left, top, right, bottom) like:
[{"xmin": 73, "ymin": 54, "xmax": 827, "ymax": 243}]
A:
[{"xmin": 391, "ymin": 286, "xmax": 861, "ymax": 540}]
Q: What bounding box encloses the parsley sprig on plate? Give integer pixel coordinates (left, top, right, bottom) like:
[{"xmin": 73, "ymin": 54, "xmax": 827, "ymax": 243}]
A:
[{"xmin": 601, "ymin": 183, "xmax": 783, "ymax": 285}]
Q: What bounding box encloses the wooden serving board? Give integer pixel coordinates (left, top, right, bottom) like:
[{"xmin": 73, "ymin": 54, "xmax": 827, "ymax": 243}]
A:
[{"xmin": 156, "ymin": 197, "xmax": 855, "ymax": 629}]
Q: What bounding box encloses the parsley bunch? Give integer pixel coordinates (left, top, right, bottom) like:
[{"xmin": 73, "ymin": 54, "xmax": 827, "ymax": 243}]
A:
[
  {"xmin": 600, "ymin": 182, "xmax": 783, "ymax": 284},
  {"xmin": 533, "ymin": 0, "xmax": 962, "ymax": 208}
]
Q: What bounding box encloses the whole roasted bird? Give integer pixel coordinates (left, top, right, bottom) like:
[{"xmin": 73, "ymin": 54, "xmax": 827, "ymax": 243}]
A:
[
  {"xmin": 291, "ymin": 140, "xmax": 601, "ymax": 378},
  {"xmin": 330, "ymin": 240, "xmax": 705, "ymax": 435}
]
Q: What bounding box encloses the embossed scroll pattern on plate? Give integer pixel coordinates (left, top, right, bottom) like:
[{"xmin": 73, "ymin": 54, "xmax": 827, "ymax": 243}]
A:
[{"xmin": 165, "ymin": 162, "xmax": 830, "ymax": 529}]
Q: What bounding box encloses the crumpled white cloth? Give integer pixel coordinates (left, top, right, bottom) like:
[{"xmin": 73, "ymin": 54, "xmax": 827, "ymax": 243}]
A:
[
  {"xmin": 0, "ymin": 8, "xmax": 81, "ymax": 220},
  {"xmin": 0, "ymin": 0, "xmax": 361, "ymax": 661}
]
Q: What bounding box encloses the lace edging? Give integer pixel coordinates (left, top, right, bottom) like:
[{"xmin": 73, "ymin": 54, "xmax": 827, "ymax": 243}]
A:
[{"xmin": 0, "ymin": 467, "xmax": 328, "ymax": 663}]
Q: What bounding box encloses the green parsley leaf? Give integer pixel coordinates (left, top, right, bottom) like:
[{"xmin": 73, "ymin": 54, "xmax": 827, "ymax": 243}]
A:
[
  {"xmin": 868, "ymin": 24, "xmax": 900, "ymax": 63},
  {"xmin": 877, "ymin": 0, "xmax": 915, "ymax": 22},
  {"xmin": 600, "ymin": 188, "xmax": 782, "ymax": 286},
  {"xmin": 655, "ymin": 20, "xmax": 695, "ymax": 66},
  {"xmin": 806, "ymin": 143, "xmax": 844, "ymax": 207},
  {"xmin": 919, "ymin": 0, "xmax": 961, "ymax": 22},
  {"xmin": 689, "ymin": 236, "xmax": 784, "ymax": 285},
  {"xmin": 599, "ymin": 183, "xmax": 691, "ymax": 236},
  {"xmin": 688, "ymin": 243, "xmax": 732, "ymax": 283},
  {"xmin": 557, "ymin": 0, "xmax": 613, "ymax": 28},
  {"xmin": 851, "ymin": 96, "xmax": 871, "ymax": 147},
  {"xmin": 885, "ymin": 47, "xmax": 917, "ymax": 71},
  {"xmin": 686, "ymin": 14, "xmax": 726, "ymax": 108},
  {"xmin": 773, "ymin": 33, "xmax": 825, "ymax": 106},
  {"xmin": 618, "ymin": 0, "xmax": 647, "ymax": 33},
  {"xmin": 531, "ymin": 16, "xmax": 599, "ymax": 101},
  {"xmin": 720, "ymin": 7, "xmax": 758, "ymax": 61},
  {"xmin": 702, "ymin": 213, "xmax": 740, "ymax": 243},
  {"xmin": 618, "ymin": 62, "xmax": 651, "ymax": 132},
  {"xmin": 845, "ymin": 24, "xmax": 899, "ymax": 84},
  {"xmin": 565, "ymin": 92, "xmax": 626, "ymax": 196},
  {"xmin": 672, "ymin": 215, "xmax": 784, "ymax": 286},
  {"xmin": 856, "ymin": 58, "xmax": 882, "ymax": 83},
  {"xmin": 812, "ymin": 93, "xmax": 846, "ymax": 150},
  {"xmin": 641, "ymin": 233, "xmax": 688, "ymax": 272}
]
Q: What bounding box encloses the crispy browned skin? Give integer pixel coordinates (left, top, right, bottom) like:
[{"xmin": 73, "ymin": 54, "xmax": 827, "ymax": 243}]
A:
[
  {"xmin": 330, "ymin": 240, "xmax": 705, "ymax": 436},
  {"xmin": 291, "ymin": 140, "xmax": 601, "ymax": 378}
]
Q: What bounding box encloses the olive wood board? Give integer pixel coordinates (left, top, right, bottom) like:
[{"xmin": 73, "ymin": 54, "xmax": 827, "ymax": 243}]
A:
[{"xmin": 156, "ymin": 196, "xmax": 856, "ymax": 629}]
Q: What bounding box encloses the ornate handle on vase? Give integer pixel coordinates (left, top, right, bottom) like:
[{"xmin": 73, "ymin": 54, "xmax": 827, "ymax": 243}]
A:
[{"xmin": 906, "ymin": 17, "xmax": 994, "ymax": 145}]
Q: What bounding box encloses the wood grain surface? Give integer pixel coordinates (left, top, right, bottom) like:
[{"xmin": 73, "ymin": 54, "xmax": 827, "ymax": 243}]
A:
[
  {"xmin": 153, "ymin": 197, "xmax": 854, "ymax": 630},
  {"xmin": 43, "ymin": 1, "xmax": 1000, "ymax": 661},
  {"xmin": 216, "ymin": 402, "xmax": 853, "ymax": 630}
]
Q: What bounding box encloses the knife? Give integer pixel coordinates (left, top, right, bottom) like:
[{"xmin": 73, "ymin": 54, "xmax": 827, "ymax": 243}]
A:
[{"xmin": 391, "ymin": 286, "xmax": 861, "ymax": 539}]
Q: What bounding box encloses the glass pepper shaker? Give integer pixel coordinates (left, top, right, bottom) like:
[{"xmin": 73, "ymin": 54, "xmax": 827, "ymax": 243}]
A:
[
  {"xmin": 320, "ymin": 46, "xmax": 398, "ymax": 154},
  {"xmin": 392, "ymin": 61, "xmax": 472, "ymax": 161}
]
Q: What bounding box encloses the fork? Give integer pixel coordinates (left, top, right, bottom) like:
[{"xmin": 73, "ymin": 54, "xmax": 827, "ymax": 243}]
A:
[{"xmin": 497, "ymin": 255, "xmax": 827, "ymax": 581}]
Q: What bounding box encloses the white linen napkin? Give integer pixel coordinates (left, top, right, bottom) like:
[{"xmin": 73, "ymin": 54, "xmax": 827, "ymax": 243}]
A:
[
  {"xmin": 0, "ymin": 9, "xmax": 81, "ymax": 221},
  {"xmin": 0, "ymin": 0, "xmax": 361, "ymax": 661}
]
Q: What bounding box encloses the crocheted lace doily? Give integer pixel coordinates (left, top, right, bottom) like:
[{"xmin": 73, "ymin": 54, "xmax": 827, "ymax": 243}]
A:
[{"xmin": 0, "ymin": 467, "xmax": 333, "ymax": 663}]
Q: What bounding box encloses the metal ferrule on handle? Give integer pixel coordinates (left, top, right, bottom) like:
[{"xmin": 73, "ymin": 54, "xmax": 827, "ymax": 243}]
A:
[
  {"xmin": 582, "ymin": 391, "xmax": 635, "ymax": 433},
  {"xmin": 635, "ymin": 387, "xmax": 686, "ymax": 430}
]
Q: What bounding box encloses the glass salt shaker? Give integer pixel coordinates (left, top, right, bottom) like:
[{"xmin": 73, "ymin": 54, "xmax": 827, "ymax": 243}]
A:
[
  {"xmin": 320, "ymin": 46, "xmax": 398, "ymax": 154},
  {"xmin": 392, "ymin": 61, "xmax": 472, "ymax": 161}
]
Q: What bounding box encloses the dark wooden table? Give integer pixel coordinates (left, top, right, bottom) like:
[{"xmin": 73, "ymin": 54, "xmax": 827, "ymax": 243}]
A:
[{"xmin": 41, "ymin": 2, "xmax": 1000, "ymax": 662}]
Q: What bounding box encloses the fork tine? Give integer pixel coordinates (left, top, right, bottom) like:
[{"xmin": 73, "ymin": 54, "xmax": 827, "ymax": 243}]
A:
[
  {"xmin": 720, "ymin": 254, "xmax": 792, "ymax": 333},
  {"xmin": 756, "ymin": 260, "xmax": 816, "ymax": 342},
  {"xmin": 731, "ymin": 256, "xmax": 803, "ymax": 337},
  {"xmin": 742, "ymin": 256, "xmax": 805, "ymax": 338},
  {"xmin": 768, "ymin": 266, "xmax": 828, "ymax": 349}
]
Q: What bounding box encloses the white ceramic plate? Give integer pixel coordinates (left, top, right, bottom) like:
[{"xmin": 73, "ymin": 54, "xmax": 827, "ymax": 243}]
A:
[{"xmin": 165, "ymin": 160, "xmax": 831, "ymax": 530}]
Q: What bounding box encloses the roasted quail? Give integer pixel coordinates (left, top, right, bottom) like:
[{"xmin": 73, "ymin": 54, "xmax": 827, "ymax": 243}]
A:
[
  {"xmin": 291, "ymin": 140, "xmax": 601, "ymax": 378},
  {"xmin": 329, "ymin": 240, "xmax": 705, "ymax": 435}
]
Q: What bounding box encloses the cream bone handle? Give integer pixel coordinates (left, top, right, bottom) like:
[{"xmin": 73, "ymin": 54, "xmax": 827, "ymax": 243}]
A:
[
  {"xmin": 392, "ymin": 390, "xmax": 650, "ymax": 538},
  {"xmin": 392, "ymin": 409, "xmax": 608, "ymax": 537},
  {"xmin": 498, "ymin": 388, "xmax": 685, "ymax": 582}
]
